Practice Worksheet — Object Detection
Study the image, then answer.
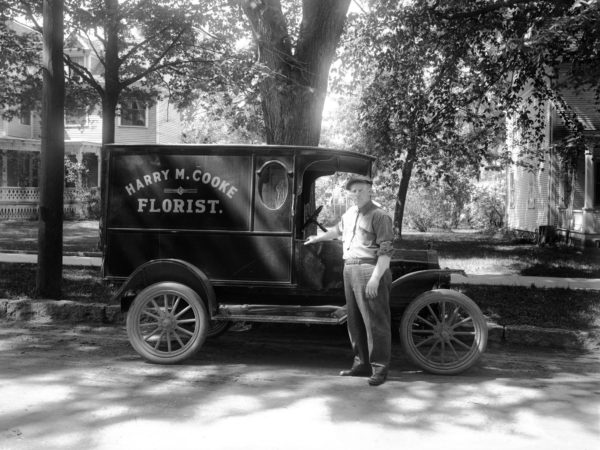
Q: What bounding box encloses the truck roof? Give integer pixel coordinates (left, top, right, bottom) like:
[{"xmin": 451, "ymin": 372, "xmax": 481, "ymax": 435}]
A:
[{"xmin": 104, "ymin": 143, "xmax": 375, "ymax": 176}]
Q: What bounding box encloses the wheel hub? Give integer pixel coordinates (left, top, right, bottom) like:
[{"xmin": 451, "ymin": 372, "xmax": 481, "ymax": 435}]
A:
[
  {"xmin": 160, "ymin": 313, "xmax": 176, "ymax": 331},
  {"xmin": 434, "ymin": 323, "xmax": 452, "ymax": 342}
]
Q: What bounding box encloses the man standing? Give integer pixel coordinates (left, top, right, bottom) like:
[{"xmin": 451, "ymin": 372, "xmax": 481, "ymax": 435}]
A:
[{"xmin": 305, "ymin": 175, "xmax": 394, "ymax": 386}]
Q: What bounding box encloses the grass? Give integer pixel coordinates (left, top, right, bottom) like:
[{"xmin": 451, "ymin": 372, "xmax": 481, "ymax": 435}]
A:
[
  {"xmin": 401, "ymin": 229, "xmax": 600, "ymax": 277},
  {"xmin": 0, "ymin": 221, "xmax": 599, "ymax": 331},
  {"xmin": 0, "ymin": 220, "xmax": 100, "ymax": 254},
  {"xmin": 458, "ymin": 285, "xmax": 600, "ymax": 330},
  {"xmin": 0, "ymin": 263, "xmax": 116, "ymax": 304}
]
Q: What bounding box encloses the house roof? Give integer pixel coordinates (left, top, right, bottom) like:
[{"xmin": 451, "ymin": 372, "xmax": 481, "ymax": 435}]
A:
[
  {"xmin": 553, "ymin": 64, "xmax": 600, "ymax": 137},
  {"xmin": 557, "ymin": 87, "xmax": 600, "ymax": 132}
]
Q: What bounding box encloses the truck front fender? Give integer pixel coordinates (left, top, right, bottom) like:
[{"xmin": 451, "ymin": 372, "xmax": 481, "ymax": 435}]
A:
[
  {"xmin": 391, "ymin": 269, "xmax": 466, "ymax": 290},
  {"xmin": 389, "ymin": 269, "xmax": 466, "ymax": 313},
  {"xmin": 113, "ymin": 259, "xmax": 217, "ymax": 316}
]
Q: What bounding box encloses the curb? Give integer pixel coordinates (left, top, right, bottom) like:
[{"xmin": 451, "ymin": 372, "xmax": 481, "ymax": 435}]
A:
[
  {"xmin": 0, "ymin": 299, "xmax": 123, "ymax": 325},
  {"xmin": 1, "ymin": 298, "xmax": 597, "ymax": 351},
  {"xmin": 0, "ymin": 249, "xmax": 102, "ymax": 258},
  {"xmin": 486, "ymin": 321, "xmax": 599, "ymax": 351},
  {"xmin": 451, "ymin": 274, "xmax": 600, "ymax": 291}
]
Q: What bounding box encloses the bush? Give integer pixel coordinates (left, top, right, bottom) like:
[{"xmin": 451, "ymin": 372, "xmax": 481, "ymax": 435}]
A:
[
  {"xmin": 64, "ymin": 157, "xmax": 101, "ymax": 220},
  {"xmin": 463, "ymin": 176, "xmax": 506, "ymax": 231},
  {"xmin": 403, "ymin": 184, "xmax": 454, "ymax": 232}
]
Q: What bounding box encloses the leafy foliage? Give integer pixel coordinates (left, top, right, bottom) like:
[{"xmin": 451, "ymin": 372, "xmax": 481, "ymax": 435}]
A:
[
  {"xmin": 0, "ymin": 20, "xmax": 42, "ymax": 120},
  {"xmin": 335, "ymin": 0, "xmax": 599, "ymax": 236},
  {"xmin": 1, "ymin": 0, "xmax": 250, "ymax": 144},
  {"xmin": 64, "ymin": 156, "xmax": 101, "ymax": 220},
  {"xmin": 465, "ymin": 175, "xmax": 506, "ymax": 231},
  {"xmin": 181, "ymin": 91, "xmax": 264, "ymax": 144}
]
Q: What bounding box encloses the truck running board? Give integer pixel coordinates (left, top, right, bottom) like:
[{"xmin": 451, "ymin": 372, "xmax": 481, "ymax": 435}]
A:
[{"xmin": 214, "ymin": 304, "xmax": 347, "ymax": 325}]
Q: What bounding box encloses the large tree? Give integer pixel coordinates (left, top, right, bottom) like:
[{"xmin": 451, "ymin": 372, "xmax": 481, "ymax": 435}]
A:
[
  {"xmin": 36, "ymin": 0, "xmax": 65, "ymax": 298},
  {"xmin": 240, "ymin": 0, "xmax": 351, "ymax": 145},
  {"xmin": 342, "ymin": 0, "xmax": 599, "ymax": 236}
]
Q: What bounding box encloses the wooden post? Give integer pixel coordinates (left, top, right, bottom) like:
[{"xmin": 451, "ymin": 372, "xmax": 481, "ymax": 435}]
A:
[
  {"xmin": 581, "ymin": 148, "xmax": 595, "ymax": 237},
  {"xmin": 36, "ymin": 0, "xmax": 65, "ymax": 298}
]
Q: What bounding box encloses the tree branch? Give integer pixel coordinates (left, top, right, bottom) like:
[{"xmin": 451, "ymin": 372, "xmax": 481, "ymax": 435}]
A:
[{"xmin": 433, "ymin": 0, "xmax": 546, "ymax": 20}]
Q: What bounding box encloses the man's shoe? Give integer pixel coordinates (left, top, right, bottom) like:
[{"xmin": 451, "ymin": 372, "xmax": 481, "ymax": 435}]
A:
[
  {"xmin": 368, "ymin": 371, "xmax": 387, "ymax": 386},
  {"xmin": 339, "ymin": 365, "xmax": 371, "ymax": 377}
]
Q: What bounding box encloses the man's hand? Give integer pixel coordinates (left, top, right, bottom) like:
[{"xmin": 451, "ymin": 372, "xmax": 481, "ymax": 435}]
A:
[
  {"xmin": 366, "ymin": 277, "xmax": 380, "ymax": 299},
  {"xmin": 304, "ymin": 235, "xmax": 319, "ymax": 246}
]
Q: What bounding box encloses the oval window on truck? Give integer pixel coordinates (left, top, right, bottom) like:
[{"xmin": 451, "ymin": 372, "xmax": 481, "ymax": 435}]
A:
[{"xmin": 257, "ymin": 160, "xmax": 289, "ymax": 210}]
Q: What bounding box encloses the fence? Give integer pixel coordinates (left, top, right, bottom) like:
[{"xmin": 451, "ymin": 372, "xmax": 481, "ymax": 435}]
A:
[{"xmin": 0, "ymin": 187, "xmax": 79, "ymax": 220}]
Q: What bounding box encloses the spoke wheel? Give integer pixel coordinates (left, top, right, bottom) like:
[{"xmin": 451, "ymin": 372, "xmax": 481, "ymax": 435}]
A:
[
  {"xmin": 400, "ymin": 289, "xmax": 487, "ymax": 375},
  {"xmin": 206, "ymin": 320, "xmax": 231, "ymax": 338},
  {"xmin": 126, "ymin": 282, "xmax": 209, "ymax": 364}
]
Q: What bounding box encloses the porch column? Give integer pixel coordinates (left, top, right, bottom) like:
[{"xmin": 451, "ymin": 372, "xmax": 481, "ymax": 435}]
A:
[
  {"xmin": 76, "ymin": 151, "xmax": 83, "ymax": 187},
  {"xmin": 96, "ymin": 150, "xmax": 101, "ymax": 188},
  {"xmin": 1, "ymin": 150, "xmax": 7, "ymax": 187},
  {"xmin": 582, "ymin": 149, "xmax": 595, "ymax": 233}
]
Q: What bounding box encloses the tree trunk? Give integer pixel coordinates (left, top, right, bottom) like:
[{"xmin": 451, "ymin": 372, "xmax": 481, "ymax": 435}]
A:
[
  {"xmin": 102, "ymin": 0, "xmax": 120, "ymax": 146},
  {"xmin": 393, "ymin": 141, "xmax": 417, "ymax": 239},
  {"xmin": 242, "ymin": 0, "xmax": 350, "ymax": 145},
  {"xmin": 98, "ymin": 0, "xmax": 121, "ymax": 250},
  {"xmin": 36, "ymin": 0, "xmax": 65, "ymax": 299}
]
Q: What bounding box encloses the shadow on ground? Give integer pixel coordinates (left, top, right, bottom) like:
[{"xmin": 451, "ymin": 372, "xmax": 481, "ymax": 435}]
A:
[{"xmin": 1, "ymin": 321, "xmax": 599, "ymax": 449}]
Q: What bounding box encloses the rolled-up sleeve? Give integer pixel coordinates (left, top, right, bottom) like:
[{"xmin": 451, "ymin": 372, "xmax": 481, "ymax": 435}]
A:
[{"xmin": 373, "ymin": 211, "xmax": 394, "ymax": 257}]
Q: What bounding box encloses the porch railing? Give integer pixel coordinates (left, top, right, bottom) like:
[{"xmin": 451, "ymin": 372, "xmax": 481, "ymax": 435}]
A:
[{"xmin": 0, "ymin": 187, "xmax": 78, "ymax": 220}]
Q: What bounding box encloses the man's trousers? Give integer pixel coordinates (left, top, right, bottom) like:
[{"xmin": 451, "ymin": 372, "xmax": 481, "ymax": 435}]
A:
[{"xmin": 343, "ymin": 264, "xmax": 392, "ymax": 372}]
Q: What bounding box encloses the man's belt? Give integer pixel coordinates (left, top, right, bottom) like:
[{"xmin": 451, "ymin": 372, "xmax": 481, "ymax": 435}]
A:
[{"xmin": 344, "ymin": 258, "xmax": 377, "ymax": 265}]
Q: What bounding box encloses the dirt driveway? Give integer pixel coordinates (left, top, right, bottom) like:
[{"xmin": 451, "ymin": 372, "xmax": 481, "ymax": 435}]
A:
[{"xmin": 1, "ymin": 321, "xmax": 599, "ymax": 450}]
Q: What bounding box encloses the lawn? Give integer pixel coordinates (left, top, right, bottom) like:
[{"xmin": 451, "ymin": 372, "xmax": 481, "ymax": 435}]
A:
[
  {"xmin": 0, "ymin": 220, "xmax": 100, "ymax": 254},
  {"xmin": 401, "ymin": 229, "xmax": 600, "ymax": 277}
]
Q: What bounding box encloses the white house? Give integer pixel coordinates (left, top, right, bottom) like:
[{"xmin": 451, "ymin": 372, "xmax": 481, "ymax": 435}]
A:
[
  {"xmin": 0, "ymin": 21, "xmax": 184, "ymax": 219},
  {"xmin": 505, "ymin": 69, "xmax": 600, "ymax": 247}
]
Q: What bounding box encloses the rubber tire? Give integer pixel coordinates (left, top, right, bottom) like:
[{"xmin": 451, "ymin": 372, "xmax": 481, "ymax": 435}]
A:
[
  {"xmin": 206, "ymin": 320, "xmax": 231, "ymax": 338},
  {"xmin": 400, "ymin": 289, "xmax": 487, "ymax": 375},
  {"xmin": 126, "ymin": 282, "xmax": 209, "ymax": 364}
]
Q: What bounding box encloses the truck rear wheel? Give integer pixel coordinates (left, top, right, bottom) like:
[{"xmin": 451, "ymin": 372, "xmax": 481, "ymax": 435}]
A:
[
  {"xmin": 400, "ymin": 289, "xmax": 487, "ymax": 375},
  {"xmin": 207, "ymin": 320, "xmax": 231, "ymax": 338},
  {"xmin": 126, "ymin": 282, "xmax": 209, "ymax": 364}
]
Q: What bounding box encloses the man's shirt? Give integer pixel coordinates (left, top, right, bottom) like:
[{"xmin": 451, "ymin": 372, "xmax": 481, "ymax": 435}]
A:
[{"xmin": 336, "ymin": 201, "xmax": 394, "ymax": 260}]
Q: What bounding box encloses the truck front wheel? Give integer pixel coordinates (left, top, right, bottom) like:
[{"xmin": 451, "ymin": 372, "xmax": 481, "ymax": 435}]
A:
[
  {"xmin": 400, "ymin": 289, "xmax": 487, "ymax": 375},
  {"xmin": 126, "ymin": 282, "xmax": 209, "ymax": 364}
]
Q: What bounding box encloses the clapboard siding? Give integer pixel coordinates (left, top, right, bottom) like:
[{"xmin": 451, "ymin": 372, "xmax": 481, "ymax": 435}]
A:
[
  {"xmin": 65, "ymin": 112, "xmax": 102, "ymax": 142},
  {"xmin": 156, "ymin": 100, "xmax": 183, "ymax": 143},
  {"xmin": 4, "ymin": 117, "xmax": 33, "ymax": 139}
]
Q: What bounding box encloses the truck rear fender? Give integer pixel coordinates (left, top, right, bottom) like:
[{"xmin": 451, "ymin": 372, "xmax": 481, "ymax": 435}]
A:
[
  {"xmin": 114, "ymin": 259, "xmax": 217, "ymax": 316},
  {"xmin": 391, "ymin": 269, "xmax": 466, "ymax": 292}
]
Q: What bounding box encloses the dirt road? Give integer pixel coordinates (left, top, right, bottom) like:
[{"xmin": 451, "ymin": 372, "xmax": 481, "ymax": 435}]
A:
[{"xmin": 1, "ymin": 321, "xmax": 598, "ymax": 450}]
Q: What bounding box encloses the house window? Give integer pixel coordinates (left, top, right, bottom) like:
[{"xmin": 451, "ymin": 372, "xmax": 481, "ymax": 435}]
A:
[
  {"xmin": 7, "ymin": 152, "xmax": 38, "ymax": 187},
  {"xmin": 508, "ymin": 172, "xmax": 515, "ymax": 209},
  {"xmin": 120, "ymin": 99, "xmax": 147, "ymax": 127},
  {"xmin": 66, "ymin": 55, "xmax": 85, "ymax": 78},
  {"xmin": 20, "ymin": 107, "xmax": 31, "ymax": 125},
  {"xmin": 527, "ymin": 173, "xmax": 536, "ymax": 209},
  {"xmin": 65, "ymin": 104, "xmax": 87, "ymax": 127},
  {"xmin": 595, "ymin": 160, "xmax": 600, "ymax": 207}
]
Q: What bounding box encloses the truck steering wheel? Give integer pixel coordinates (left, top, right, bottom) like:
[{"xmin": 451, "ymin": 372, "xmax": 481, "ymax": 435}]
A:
[{"xmin": 302, "ymin": 205, "xmax": 327, "ymax": 232}]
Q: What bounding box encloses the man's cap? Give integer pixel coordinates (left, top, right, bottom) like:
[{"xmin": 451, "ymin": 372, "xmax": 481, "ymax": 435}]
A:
[{"xmin": 345, "ymin": 174, "xmax": 373, "ymax": 190}]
